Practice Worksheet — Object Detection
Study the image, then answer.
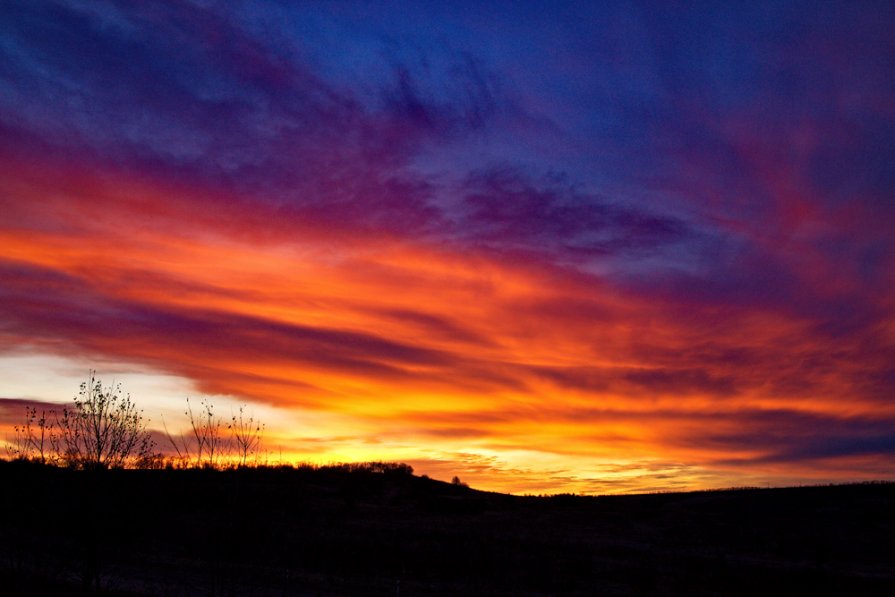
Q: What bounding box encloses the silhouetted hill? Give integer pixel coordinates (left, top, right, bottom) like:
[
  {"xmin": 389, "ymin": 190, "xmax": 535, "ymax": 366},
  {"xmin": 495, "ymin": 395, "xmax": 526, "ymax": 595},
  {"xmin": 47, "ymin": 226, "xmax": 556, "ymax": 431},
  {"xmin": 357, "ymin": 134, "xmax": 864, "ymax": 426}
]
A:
[{"xmin": 1, "ymin": 460, "xmax": 893, "ymax": 595}]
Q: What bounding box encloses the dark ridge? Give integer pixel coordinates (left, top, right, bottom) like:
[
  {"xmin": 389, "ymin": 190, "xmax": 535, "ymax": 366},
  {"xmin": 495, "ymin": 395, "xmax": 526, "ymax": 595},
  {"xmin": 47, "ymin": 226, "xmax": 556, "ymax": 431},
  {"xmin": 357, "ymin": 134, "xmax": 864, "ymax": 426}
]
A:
[{"xmin": 2, "ymin": 460, "xmax": 894, "ymax": 595}]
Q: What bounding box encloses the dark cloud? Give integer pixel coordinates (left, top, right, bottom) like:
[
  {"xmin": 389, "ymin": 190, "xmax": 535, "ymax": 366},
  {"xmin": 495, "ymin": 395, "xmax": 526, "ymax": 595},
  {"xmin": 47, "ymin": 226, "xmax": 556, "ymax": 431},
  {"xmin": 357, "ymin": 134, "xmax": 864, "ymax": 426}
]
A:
[
  {"xmin": 381, "ymin": 51, "xmax": 499, "ymax": 134},
  {"xmin": 684, "ymin": 409, "xmax": 895, "ymax": 466},
  {"xmin": 458, "ymin": 166, "xmax": 694, "ymax": 261},
  {"xmin": 0, "ymin": 397, "xmax": 68, "ymax": 417}
]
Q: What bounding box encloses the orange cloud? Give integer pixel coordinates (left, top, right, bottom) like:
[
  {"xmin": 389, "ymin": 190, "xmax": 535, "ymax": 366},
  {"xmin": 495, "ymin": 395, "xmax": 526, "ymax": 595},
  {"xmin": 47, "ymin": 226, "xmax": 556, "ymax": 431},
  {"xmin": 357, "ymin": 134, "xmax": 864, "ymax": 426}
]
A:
[{"xmin": 1, "ymin": 154, "xmax": 894, "ymax": 494}]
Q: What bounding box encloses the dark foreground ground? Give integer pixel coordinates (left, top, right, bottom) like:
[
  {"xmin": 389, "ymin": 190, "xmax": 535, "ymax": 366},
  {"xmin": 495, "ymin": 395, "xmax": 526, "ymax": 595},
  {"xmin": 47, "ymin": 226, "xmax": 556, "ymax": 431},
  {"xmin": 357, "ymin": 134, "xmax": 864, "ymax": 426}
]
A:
[{"xmin": 1, "ymin": 461, "xmax": 894, "ymax": 595}]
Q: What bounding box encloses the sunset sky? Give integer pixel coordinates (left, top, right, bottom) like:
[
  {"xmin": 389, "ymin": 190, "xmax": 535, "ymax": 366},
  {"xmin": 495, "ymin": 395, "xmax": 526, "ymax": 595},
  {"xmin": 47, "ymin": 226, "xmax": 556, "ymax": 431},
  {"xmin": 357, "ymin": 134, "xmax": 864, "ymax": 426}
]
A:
[{"xmin": 1, "ymin": 1, "xmax": 894, "ymax": 494}]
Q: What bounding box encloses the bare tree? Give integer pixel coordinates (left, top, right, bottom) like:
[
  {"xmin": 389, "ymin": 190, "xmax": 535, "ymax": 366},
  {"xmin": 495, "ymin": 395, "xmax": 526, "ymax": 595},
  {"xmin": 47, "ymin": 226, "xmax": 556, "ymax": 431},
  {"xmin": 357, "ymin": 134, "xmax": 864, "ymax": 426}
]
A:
[
  {"xmin": 161, "ymin": 414, "xmax": 193, "ymax": 467},
  {"xmin": 54, "ymin": 371, "xmax": 155, "ymax": 469},
  {"xmin": 7, "ymin": 406, "xmax": 56, "ymax": 463},
  {"xmin": 229, "ymin": 405, "xmax": 264, "ymax": 466},
  {"xmin": 186, "ymin": 397, "xmax": 226, "ymax": 468}
]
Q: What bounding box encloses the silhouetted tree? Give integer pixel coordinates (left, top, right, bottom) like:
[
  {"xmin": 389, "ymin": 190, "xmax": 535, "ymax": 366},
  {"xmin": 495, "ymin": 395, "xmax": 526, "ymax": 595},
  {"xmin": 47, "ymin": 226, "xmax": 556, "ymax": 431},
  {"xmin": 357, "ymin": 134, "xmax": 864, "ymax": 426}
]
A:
[
  {"xmin": 230, "ymin": 404, "xmax": 264, "ymax": 466},
  {"xmin": 54, "ymin": 371, "xmax": 155, "ymax": 469},
  {"xmin": 186, "ymin": 397, "xmax": 226, "ymax": 467},
  {"xmin": 7, "ymin": 406, "xmax": 55, "ymax": 464},
  {"xmin": 161, "ymin": 414, "xmax": 193, "ymax": 467}
]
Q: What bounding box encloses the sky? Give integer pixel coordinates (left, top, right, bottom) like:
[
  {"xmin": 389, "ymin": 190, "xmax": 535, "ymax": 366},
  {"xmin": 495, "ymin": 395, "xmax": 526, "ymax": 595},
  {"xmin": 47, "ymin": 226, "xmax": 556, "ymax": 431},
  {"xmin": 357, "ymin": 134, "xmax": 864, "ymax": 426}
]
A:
[{"xmin": 1, "ymin": 1, "xmax": 894, "ymax": 494}]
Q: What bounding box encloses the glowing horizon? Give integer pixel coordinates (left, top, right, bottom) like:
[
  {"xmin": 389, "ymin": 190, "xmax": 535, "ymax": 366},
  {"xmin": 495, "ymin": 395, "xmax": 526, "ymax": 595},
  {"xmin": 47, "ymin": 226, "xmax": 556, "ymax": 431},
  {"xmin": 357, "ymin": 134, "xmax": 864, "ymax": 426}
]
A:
[{"xmin": 2, "ymin": 2, "xmax": 894, "ymax": 494}]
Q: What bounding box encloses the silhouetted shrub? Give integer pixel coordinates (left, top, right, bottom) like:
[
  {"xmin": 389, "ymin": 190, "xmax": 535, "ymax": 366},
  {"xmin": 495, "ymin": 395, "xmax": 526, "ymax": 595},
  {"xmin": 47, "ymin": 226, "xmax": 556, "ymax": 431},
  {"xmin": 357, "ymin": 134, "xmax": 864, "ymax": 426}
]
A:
[
  {"xmin": 165, "ymin": 398, "xmax": 266, "ymax": 468},
  {"xmin": 55, "ymin": 372, "xmax": 155, "ymax": 469},
  {"xmin": 6, "ymin": 406, "xmax": 55, "ymax": 464},
  {"xmin": 230, "ymin": 404, "xmax": 265, "ymax": 466}
]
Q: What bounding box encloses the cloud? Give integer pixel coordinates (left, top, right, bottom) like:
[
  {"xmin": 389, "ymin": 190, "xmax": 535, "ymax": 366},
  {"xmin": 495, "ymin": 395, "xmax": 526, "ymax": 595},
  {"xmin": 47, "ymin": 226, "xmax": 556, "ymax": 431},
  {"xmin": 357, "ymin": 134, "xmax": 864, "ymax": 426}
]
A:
[
  {"xmin": 457, "ymin": 166, "xmax": 694, "ymax": 263},
  {"xmin": 0, "ymin": 397, "xmax": 68, "ymax": 421}
]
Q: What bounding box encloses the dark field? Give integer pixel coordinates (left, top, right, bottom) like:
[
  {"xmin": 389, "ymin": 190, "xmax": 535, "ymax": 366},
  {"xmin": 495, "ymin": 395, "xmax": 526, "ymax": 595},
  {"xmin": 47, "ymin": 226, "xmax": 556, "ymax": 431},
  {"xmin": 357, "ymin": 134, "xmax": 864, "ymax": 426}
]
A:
[{"xmin": 1, "ymin": 461, "xmax": 894, "ymax": 595}]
